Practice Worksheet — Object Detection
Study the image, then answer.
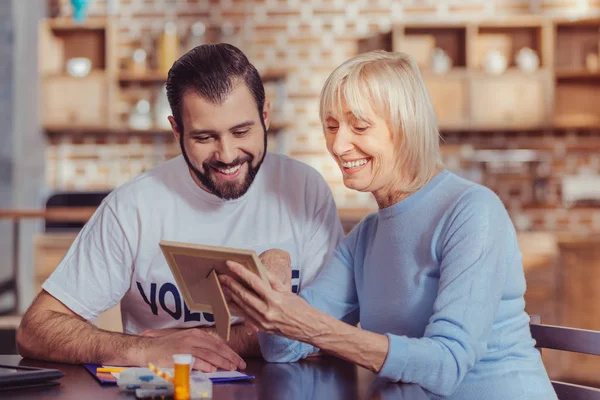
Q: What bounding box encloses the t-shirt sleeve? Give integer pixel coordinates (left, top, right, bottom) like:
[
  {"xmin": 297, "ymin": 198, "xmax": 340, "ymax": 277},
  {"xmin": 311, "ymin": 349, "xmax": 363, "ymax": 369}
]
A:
[
  {"xmin": 42, "ymin": 200, "xmax": 135, "ymax": 320},
  {"xmin": 297, "ymin": 169, "xmax": 345, "ymax": 291}
]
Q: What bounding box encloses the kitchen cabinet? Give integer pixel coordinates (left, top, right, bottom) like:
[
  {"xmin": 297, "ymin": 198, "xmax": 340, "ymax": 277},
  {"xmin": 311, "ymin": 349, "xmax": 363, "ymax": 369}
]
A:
[
  {"xmin": 39, "ymin": 18, "xmax": 118, "ymax": 128},
  {"xmin": 359, "ymin": 17, "xmax": 600, "ymax": 131},
  {"xmin": 470, "ymin": 70, "xmax": 552, "ymax": 129},
  {"xmin": 423, "ymin": 71, "xmax": 470, "ymax": 129},
  {"xmin": 43, "ymin": 75, "xmax": 109, "ymax": 126}
]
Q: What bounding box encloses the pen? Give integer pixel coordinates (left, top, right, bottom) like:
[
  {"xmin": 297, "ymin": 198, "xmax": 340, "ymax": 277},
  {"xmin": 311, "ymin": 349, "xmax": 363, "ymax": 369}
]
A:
[{"xmin": 96, "ymin": 367, "xmax": 126, "ymax": 373}]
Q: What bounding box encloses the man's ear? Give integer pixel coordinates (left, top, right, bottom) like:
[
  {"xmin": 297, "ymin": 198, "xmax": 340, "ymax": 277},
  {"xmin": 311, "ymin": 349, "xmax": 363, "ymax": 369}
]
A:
[
  {"xmin": 262, "ymin": 98, "xmax": 271, "ymax": 131},
  {"xmin": 168, "ymin": 116, "xmax": 181, "ymax": 142}
]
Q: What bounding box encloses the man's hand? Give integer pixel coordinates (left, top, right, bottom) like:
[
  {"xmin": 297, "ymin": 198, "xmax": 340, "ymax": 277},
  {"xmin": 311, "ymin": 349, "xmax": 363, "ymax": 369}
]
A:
[
  {"xmin": 140, "ymin": 325, "xmax": 262, "ymax": 358},
  {"xmin": 140, "ymin": 329, "xmax": 246, "ymax": 372},
  {"xmin": 259, "ymin": 249, "xmax": 291, "ymax": 288}
]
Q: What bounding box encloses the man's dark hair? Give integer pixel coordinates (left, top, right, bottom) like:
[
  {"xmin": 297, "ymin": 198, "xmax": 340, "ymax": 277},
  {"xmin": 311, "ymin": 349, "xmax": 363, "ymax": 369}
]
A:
[{"xmin": 166, "ymin": 43, "xmax": 266, "ymax": 133}]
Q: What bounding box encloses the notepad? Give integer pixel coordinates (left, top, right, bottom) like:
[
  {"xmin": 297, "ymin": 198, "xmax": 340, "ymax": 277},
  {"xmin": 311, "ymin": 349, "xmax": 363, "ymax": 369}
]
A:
[
  {"xmin": 203, "ymin": 370, "xmax": 253, "ymax": 383},
  {"xmin": 113, "ymin": 369, "xmax": 252, "ymax": 382}
]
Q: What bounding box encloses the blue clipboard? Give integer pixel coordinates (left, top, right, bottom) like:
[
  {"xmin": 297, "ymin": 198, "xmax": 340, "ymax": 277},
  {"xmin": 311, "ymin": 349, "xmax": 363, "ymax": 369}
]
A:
[{"xmin": 82, "ymin": 363, "xmax": 118, "ymax": 385}]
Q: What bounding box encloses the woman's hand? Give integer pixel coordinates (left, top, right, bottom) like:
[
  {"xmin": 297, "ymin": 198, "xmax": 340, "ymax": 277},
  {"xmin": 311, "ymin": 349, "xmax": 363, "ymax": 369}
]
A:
[
  {"xmin": 220, "ymin": 260, "xmax": 389, "ymax": 374},
  {"xmin": 219, "ymin": 260, "xmax": 319, "ymax": 342}
]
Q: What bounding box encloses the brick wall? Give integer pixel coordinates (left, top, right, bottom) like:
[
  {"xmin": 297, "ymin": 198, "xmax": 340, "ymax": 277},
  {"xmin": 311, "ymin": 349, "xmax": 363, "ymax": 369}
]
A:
[{"xmin": 48, "ymin": 0, "xmax": 600, "ymax": 233}]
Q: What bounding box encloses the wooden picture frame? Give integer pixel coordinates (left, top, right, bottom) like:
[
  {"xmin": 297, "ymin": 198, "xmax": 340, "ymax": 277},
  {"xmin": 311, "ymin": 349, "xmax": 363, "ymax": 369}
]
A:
[{"xmin": 159, "ymin": 240, "xmax": 269, "ymax": 341}]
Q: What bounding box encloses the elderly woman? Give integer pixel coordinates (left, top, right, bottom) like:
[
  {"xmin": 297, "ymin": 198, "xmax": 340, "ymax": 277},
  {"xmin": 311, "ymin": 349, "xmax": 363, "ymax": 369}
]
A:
[{"xmin": 219, "ymin": 51, "xmax": 557, "ymax": 399}]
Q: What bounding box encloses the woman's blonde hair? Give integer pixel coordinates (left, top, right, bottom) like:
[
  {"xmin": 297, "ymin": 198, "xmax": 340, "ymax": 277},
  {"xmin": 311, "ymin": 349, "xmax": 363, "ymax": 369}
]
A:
[{"xmin": 319, "ymin": 50, "xmax": 443, "ymax": 193}]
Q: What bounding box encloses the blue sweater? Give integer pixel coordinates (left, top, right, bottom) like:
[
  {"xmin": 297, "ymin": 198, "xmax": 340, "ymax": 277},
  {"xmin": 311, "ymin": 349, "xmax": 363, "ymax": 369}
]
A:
[{"xmin": 259, "ymin": 170, "xmax": 557, "ymax": 399}]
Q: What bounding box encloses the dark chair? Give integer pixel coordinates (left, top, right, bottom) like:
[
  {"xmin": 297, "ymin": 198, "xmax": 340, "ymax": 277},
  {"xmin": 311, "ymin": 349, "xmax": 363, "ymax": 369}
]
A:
[
  {"xmin": 44, "ymin": 191, "xmax": 110, "ymax": 231},
  {"xmin": 530, "ymin": 315, "xmax": 600, "ymax": 399}
]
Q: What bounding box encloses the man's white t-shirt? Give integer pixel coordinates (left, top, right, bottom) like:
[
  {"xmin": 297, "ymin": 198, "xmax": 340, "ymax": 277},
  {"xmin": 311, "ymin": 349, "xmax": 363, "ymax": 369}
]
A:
[{"xmin": 43, "ymin": 153, "xmax": 344, "ymax": 334}]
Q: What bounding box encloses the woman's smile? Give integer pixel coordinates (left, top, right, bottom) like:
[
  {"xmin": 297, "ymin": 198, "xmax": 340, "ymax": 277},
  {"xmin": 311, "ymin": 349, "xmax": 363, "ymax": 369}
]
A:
[{"xmin": 340, "ymin": 157, "xmax": 371, "ymax": 174}]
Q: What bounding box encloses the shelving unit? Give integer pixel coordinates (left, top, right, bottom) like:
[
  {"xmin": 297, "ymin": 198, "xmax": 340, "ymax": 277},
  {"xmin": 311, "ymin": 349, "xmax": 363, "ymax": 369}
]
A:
[
  {"xmin": 118, "ymin": 68, "xmax": 288, "ymax": 84},
  {"xmin": 554, "ymin": 18, "xmax": 600, "ymax": 128},
  {"xmin": 118, "ymin": 71, "xmax": 167, "ymax": 83},
  {"xmin": 44, "ymin": 122, "xmax": 291, "ymax": 137},
  {"xmin": 39, "ymin": 17, "xmax": 118, "ymax": 127},
  {"xmin": 555, "ymin": 69, "xmax": 600, "ymax": 80},
  {"xmin": 400, "ymin": 24, "xmax": 468, "ymax": 68},
  {"xmin": 39, "ymin": 18, "xmax": 290, "ymax": 145},
  {"xmin": 358, "ymin": 17, "xmax": 600, "ymax": 132}
]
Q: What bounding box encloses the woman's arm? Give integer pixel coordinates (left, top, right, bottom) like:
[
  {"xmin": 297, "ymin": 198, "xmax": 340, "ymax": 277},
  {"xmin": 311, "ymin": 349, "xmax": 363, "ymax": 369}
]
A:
[
  {"xmin": 220, "ymin": 227, "xmax": 364, "ymax": 363},
  {"xmin": 221, "ymin": 260, "xmax": 389, "ymax": 371}
]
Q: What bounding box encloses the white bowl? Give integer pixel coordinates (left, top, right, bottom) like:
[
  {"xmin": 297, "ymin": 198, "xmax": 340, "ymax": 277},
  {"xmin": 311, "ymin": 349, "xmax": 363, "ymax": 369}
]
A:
[{"xmin": 66, "ymin": 57, "xmax": 92, "ymax": 77}]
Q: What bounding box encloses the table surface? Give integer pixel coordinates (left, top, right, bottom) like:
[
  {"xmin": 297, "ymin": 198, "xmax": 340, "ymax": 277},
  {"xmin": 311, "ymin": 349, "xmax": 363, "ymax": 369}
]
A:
[
  {"xmin": 0, "ymin": 207, "xmax": 97, "ymax": 222},
  {"xmin": 0, "ymin": 355, "xmax": 429, "ymax": 399},
  {"xmin": 0, "ymin": 207, "xmax": 374, "ymax": 223}
]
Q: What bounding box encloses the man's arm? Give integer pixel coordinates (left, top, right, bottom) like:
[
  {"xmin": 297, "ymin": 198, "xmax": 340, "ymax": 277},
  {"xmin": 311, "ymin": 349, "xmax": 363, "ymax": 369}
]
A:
[
  {"xmin": 17, "ymin": 291, "xmax": 144, "ymax": 365},
  {"xmin": 17, "ymin": 290, "xmax": 246, "ymax": 372},
  {"xmin": 141, "ymin": 324, "xmax": 261, "ymax": 358}
]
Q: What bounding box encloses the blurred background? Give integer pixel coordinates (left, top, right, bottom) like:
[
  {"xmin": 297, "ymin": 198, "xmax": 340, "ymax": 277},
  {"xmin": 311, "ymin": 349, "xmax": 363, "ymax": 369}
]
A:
[{"xmin": 1, "ymin": 0, "xmax": 600, "ymax": 388}]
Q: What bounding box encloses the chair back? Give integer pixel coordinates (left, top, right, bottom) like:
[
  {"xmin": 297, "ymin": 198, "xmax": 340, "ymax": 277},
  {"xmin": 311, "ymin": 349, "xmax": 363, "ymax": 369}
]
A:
[
  {"xmin": 44, "ymin": 191, "xmax": 110, "ymax": 231},
  {"xmin": 530, "ymin": 315, "xmax": 600, "ymax": 400}
]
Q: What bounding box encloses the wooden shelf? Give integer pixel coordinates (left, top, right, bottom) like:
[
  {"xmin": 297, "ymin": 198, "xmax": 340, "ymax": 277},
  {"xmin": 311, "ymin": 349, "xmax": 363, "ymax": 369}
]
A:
[
  {"xmin": 46, "ymin": 17, "xmax": 108, "ymax": 30},
  {"xmin": 420, "ymin": 67, "xmax": 470, "ymax": 77},
  {"xmin": 119, "ymin": 71, "xmax": 166, "ymax": 83},
  {"xmin": 119, "ymin": 68, "xmax": 288, "ymax": 84},
  {"xmin": 422, "ymin": 67, "xmax": 550, "ymax": 78},
  {"xmin": 555, "ymin": 17, "xmax": 600, "ymax": 27},
  {"xmin": 44, "ymin": 121, "xmax": 290, "ymax": 136},
  {"xmin": 522, "ymin": 203, "xmax": 600, "ymax": 211},
  {"xmin": 442, "ymin": 123, "xmax": 600, "ymax": 132},
  {"xmin": 476, "ymin": 67, "xmax": 551, "ymax": 77},
  {"xmin": 0, "ymin": 207, "xmax": 96, "ymax": 222},
  {"xmin": 261, "ymin": 68, "xmax": 289, "ymax": 82},
  {"xmin": 551, "ymin": 121, "xmax": 600, "ymax": 130},
  {"xmin": 477, "ymin": 16, "xmax": 547, "ymax": 29},
  {"xmin": 268, "ymin": 121, "xmax": 292, "ymax": 131},
  {"xmin": 288, "ymin": 150, "xmax": 328, "ymax": 158},
  {"xmin": 44, "ymin": 125, "xmax": 172, "ymax": 136},
  {"xmin": 556, "ymin": 69, "xmax": 600, "ymax": 80},
  {"xmin": 42, "ymin": 70, "xmax": 108, "ymax": 79}
]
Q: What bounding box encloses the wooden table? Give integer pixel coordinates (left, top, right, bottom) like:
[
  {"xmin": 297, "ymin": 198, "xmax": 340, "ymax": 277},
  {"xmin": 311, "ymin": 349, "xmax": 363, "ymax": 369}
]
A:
[{"xmin": 0, "ymin": 355, "xmax": 428, "ymax": 399}]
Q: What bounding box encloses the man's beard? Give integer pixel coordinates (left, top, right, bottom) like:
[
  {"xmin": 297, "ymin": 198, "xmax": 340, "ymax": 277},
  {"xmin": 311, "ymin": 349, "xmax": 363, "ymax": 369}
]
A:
[{"xmin": 179, "ymin": 132, "xmax": 267, "ymax": 200}]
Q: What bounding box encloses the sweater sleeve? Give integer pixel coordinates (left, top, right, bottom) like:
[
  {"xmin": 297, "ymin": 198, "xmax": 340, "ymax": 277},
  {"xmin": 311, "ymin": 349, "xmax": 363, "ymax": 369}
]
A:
[
  {"xmin": 377, "ymin": 187, "xmax": 517, "ymax": 396},
  {"xmin": 258, "ymin": 224, "xmax": 361, "ymax": 362}
]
